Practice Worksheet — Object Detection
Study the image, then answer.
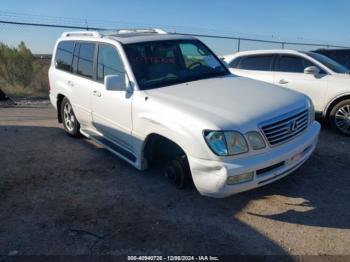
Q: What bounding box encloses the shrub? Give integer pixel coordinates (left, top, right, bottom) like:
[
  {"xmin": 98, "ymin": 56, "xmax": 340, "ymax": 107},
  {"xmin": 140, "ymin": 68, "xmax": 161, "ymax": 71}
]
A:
[
  {"xmin": 0, "ymin": 41, "xmax": 47, "ymax": 97},
  {"xmin": 0, "ymin": 41, "xmax": 37, "ymax": 88}
]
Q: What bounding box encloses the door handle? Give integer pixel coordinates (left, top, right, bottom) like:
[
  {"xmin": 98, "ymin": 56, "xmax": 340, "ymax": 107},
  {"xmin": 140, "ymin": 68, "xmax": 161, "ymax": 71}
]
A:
[
  {"xmin": 93, "ymin": 90, "xmax": 102, "ymax": 97},
  {"xmin": 279, "ymin": 79, "xmax": 289, "ymax": 84},
  {"xmin": 67, "ymin": 81, "xmax": 74, "ymax": 87}
]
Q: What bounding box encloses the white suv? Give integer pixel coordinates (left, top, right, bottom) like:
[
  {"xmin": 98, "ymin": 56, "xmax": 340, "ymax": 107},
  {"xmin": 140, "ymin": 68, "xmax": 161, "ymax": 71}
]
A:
[
  {"xmin": 223, "ymin": 49, "xmax": 350, "ymax": 135},
  {"xmin": 49, "ymin": 30, "xmax": 320, "ymax": 198}
]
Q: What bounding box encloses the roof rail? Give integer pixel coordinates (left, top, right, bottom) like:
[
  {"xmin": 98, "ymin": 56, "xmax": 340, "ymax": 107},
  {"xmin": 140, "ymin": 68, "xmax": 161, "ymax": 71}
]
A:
[
  {"xmin": 102, "ymin": 28, "xmax": 167, "ymax": 36},
  {"xmin": 61, "ymin": 28, "xmax": 167, "ymax": 38},
  {"xmin": 61, "ymin": 31, "xmax": 101, "ymax": 38}
]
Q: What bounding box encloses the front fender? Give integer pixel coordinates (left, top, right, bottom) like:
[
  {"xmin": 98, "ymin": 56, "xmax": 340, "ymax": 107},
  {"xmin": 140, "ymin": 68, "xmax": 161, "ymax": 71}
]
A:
[
  {"xmin": 133, "ymin": 112, "xmax": 196, "ymax": 155},
  {"xmin": 132, "ymin": 111, "xmax": 212, "ymax": 166}
]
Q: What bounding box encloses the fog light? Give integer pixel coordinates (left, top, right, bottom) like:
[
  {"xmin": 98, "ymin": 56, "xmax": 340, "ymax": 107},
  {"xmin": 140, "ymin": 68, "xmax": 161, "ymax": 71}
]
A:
[{"xmin": 227, "ymin": 172, "xmax": 254, "ymax": 185}]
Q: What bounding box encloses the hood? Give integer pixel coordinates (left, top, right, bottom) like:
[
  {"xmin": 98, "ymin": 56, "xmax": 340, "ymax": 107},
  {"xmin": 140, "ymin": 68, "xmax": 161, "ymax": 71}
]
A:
[{"xmin": 144, "ymin": 75, "xmax": 308, "ymax": 132}]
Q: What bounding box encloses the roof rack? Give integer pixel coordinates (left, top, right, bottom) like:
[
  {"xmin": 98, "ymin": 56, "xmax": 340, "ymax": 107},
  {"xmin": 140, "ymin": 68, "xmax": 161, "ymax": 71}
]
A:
[
  {"xmin": 100, "ymin": 28, "xmax": 167, "ymax": 36},
  {"xmin": 120, "ymin": 28, "xmax": 167, "ymax": 34},
  {"xmin": 61, "ymin": 31, "xmax": 101, "ymax": 38},
  {"xmin": 61, "ymin": 28, "xmax": 167, "ymax": 39},
  {"xmin": 62, "ymin": 28, "xmax": 167, "ymax": 38}
]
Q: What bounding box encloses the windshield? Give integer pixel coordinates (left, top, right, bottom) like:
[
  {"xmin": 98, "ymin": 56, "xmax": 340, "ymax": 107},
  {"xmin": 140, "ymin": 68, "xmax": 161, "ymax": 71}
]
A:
[
  {"xmin": 307, "ymin": 52, "xmax": 350, "ymax": 74},
  {"xmin": 124, "ymin": 40, "xmax": 230, "ymax": 90}
]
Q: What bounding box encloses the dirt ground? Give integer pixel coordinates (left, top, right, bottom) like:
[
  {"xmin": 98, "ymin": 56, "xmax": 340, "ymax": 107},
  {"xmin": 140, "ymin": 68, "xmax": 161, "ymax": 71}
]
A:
[{"xmin": 0, "ymin": 103, "xmax": 350, "ymax": 259}]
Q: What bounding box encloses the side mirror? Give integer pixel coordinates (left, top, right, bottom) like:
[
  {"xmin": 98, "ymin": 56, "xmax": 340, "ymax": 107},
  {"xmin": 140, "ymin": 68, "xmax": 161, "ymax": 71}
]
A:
[
  {"xmin": 304, "ymin": 66, "xmax": 320, "ymax": 75},
  {"xmin": 104, "ymin": 74, "xmax": 127, "ymax": 91}
]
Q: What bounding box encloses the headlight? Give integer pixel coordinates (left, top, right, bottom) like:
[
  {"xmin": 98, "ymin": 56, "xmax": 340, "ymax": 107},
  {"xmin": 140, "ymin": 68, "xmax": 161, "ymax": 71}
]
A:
[
  {"xmin": 307, "ymin": 98, "xmax": 315, "ymax": 124},
  {"xmin": 246, "ymin": 132, "xmax": 266, "ymax": 150},
  {"xmin": 204, "ymin": 130, "xmax": 249, "ymax": 156}
]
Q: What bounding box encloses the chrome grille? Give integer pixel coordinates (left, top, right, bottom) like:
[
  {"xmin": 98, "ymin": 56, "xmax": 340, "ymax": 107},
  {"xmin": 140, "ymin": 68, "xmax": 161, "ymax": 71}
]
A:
[{"xmin": 261, "ymin": 109, "xmax": 309, "ymax": 146}]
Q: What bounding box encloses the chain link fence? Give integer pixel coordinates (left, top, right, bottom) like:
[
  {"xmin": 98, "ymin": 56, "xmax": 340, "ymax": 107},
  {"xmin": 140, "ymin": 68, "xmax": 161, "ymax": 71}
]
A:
[
  {"xmin": 0, "ymin": 18, "xmax": 349, "ymax": 99},
  {"xmin": 0, "ymin": 19, "xmax": 349, "ymax": 56}
]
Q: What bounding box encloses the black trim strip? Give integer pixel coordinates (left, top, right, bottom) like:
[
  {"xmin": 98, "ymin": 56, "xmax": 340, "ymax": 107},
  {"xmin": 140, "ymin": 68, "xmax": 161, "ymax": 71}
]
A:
[
  {"xmin": 256, "ymin": 161, "xmax": 285, "ymax": 176},
  {"xmin": 258, "ymin": 161, "xmax": 304, "ymax": 185},
  {"xmin": 91, "ymin": 134, "xmax": 136, "ymax": 162}
]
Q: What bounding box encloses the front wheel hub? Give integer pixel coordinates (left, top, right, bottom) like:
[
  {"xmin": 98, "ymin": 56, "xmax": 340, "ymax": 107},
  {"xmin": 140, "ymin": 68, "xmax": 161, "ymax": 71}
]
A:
[{"xmin": 335, "ymin": 105, "xmax": 350, "ymax": 134}]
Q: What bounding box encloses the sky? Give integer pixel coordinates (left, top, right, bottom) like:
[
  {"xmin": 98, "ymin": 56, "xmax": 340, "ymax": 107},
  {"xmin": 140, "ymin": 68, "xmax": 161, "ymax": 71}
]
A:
[{"xmin": 0, "ymin": 0, "xmax": 349, "ymax": 54}]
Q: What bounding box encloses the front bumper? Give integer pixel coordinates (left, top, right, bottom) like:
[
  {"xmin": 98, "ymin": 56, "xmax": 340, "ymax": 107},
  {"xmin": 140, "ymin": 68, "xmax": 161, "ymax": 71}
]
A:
[{"xmin": 188, "ymin": 121, "xmax": 321, "ymax": 198}]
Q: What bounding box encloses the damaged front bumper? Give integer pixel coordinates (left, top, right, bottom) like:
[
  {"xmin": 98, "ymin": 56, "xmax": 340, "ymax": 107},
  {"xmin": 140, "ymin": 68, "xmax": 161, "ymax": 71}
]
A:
[{"xmin": 188, "ymin": 121, "xmax": 321, "ymax": 198}]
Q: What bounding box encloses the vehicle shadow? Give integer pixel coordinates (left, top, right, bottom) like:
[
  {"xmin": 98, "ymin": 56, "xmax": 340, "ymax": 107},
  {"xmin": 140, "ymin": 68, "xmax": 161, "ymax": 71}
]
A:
[
  {"xmin": 239, "ymin": 125, "xmax": 350, "ymax": 229},
  {"xmin": 1, "ymin": 123, "xmax": 347, "ymax": 257}
]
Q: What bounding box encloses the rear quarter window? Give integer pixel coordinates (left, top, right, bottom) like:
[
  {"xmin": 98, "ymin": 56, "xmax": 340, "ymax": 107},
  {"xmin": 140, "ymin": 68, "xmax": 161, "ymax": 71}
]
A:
[{"xmin": 55, "ymin": 41, "xmax": 75, "ymax": 72}]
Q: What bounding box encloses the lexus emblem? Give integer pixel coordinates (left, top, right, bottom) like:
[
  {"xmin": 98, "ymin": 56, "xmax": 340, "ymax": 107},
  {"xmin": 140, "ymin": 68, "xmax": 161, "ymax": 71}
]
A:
[{"xmin": 289, "ymin": 120, "xmax": 298, "ymax": 133}]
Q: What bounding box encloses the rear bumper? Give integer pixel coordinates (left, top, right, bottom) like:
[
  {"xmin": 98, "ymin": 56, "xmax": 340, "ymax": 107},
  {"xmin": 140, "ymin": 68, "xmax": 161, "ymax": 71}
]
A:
[{"xmin": 188, "ymin": 121, "xmax": 321, "ymax": 198}]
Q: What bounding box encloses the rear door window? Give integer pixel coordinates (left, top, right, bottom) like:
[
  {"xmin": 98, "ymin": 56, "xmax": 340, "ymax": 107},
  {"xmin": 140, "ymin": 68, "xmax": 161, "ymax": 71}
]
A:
[
  {"xmin": 55, "ymin": 41, "xmax": 75, "ymax": 72},
  {"xmin": 238, "ymin": 55, "xmax": 273, "ymax": 71},
  {"xmin": 76, "ymin": 42, "xmax": 96, "ymax": 79}
]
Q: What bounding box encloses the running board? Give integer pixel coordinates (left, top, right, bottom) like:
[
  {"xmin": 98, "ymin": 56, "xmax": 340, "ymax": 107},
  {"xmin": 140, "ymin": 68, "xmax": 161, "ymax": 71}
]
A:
[{"xmin": 80, "ymin": 129, "xmax": 137, "ymax": 163}]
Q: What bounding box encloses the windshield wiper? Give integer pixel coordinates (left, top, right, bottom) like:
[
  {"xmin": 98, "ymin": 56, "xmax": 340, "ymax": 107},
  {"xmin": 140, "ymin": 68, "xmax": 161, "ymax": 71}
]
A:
[{"xmin": 143, "ymin": 75, "xmax": 178, "ymax": 85}]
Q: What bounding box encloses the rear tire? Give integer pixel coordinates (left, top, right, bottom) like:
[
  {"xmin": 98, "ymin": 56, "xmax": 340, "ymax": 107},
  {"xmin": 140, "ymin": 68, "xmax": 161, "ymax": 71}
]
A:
[
  {"xmin": 329, "ymin": 99, "xmax": 350, "ymax": 136},
  {"xmin": 61, "ymin": 97, "xmax": 80, "ymax": 137},
  {"xmin": 164, "ymin": 155, "xmax": 190, "ymax": 189}
]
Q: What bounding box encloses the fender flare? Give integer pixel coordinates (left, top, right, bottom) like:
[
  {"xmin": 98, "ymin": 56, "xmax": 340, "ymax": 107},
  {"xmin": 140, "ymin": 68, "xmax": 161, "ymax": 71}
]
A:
[{"xmin": 323, "ymin": 92, "xmax": 350, "ymax": 118}]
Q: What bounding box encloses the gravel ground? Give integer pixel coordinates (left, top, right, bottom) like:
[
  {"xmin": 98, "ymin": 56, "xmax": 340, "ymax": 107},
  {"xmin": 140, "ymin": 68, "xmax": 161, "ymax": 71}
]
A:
[{"xmin": 0, "ymin": 103, "xmax": 350, "ymax": 259}]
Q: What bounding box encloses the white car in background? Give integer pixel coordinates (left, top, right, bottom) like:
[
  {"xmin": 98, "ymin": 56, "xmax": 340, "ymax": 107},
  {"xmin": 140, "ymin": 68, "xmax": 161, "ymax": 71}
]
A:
[
  {"xmin": 49, "ymin": 30, "xmax": 320, "ymax": 197},
  {"xmin": 223, "ymin": 49, "xmax": 350, "ymax": 135}
]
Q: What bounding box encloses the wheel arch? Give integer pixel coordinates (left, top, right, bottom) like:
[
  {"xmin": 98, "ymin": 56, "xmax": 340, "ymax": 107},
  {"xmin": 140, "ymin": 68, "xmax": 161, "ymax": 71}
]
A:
[
  {"xmin": 141, "ymin": 132, "xmax": 189, "ymax": 169},
  {"xmin": 323, "ymin": 93, "xmax": 350, "ymax": 119}
]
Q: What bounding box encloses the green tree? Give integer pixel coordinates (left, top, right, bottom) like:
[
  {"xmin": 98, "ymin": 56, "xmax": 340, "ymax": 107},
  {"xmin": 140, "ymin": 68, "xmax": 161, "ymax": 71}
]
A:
[
  {"xmin": 13, "ymin": 41, "xmax": 35, "ymax": 88},
  {"xmin": 0, "ymin": 42, "xmax": 17, "ymax": 87},
  {"xmin": 0, "ymin": 41, "xmax": 36, "ymax": 89}
]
